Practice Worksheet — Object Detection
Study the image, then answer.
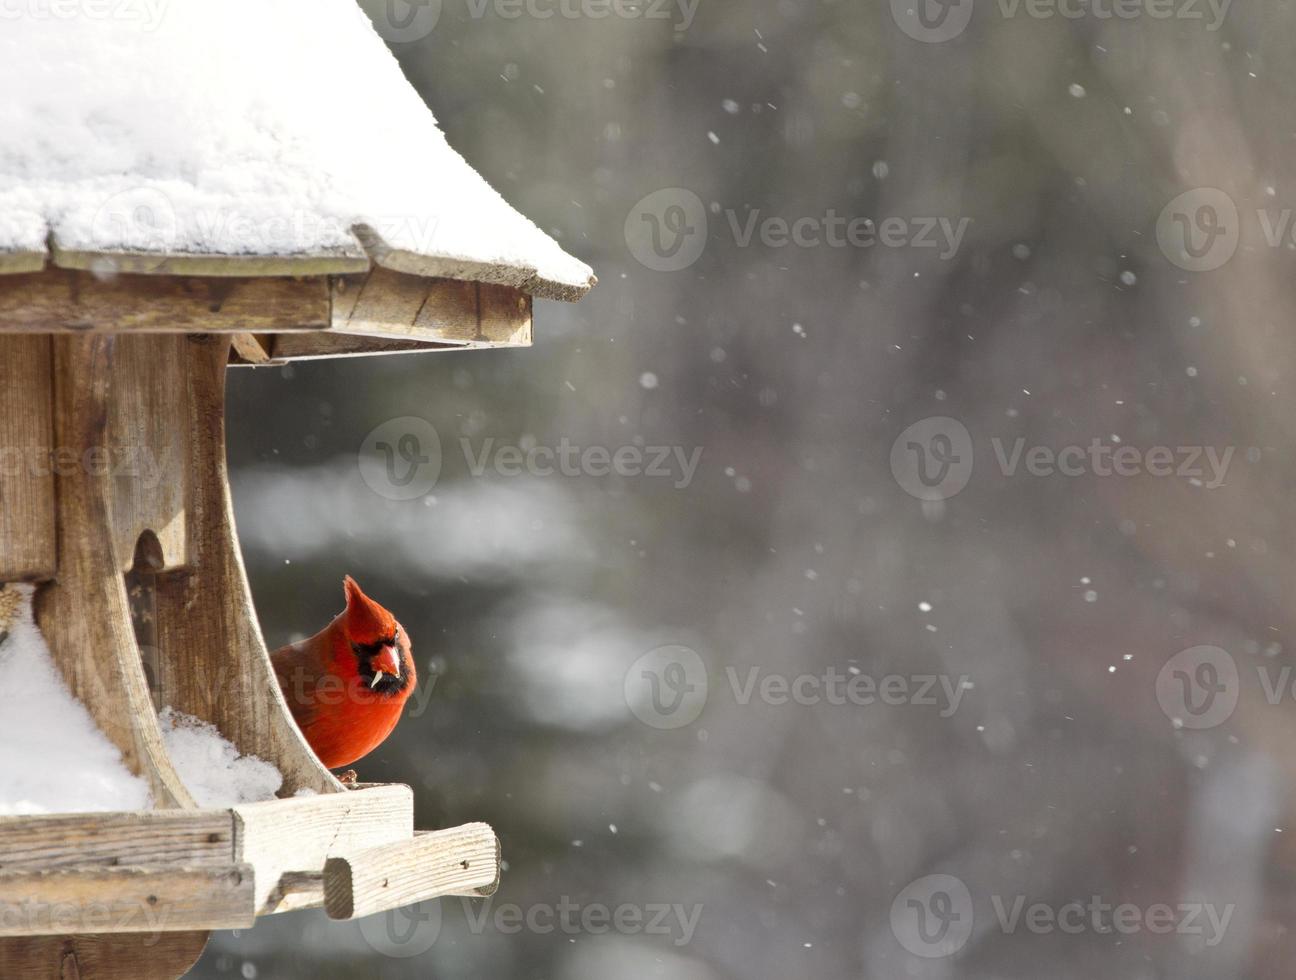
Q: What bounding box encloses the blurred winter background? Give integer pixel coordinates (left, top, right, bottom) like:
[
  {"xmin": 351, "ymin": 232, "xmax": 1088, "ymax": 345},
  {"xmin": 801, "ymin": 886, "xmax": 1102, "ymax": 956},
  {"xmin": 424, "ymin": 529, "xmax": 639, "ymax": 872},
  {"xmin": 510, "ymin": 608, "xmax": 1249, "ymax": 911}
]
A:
[{"xmin": 193, "ymin": 1, "xmax": 1296, "ymax": 977}]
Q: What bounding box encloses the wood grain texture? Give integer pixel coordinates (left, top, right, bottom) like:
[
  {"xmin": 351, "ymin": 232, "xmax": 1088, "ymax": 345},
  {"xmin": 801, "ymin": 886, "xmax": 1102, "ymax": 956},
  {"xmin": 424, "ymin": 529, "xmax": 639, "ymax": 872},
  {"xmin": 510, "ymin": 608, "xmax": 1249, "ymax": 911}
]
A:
[
  {"xmin": 228, "ymin": 333, "xmax": 273, "ymax": 365},
  {"xmin": 51, "ymin": 242, "xmax": 370, "ymax": 279},
  {"xmin": 106, "ymin": 336, "xmax": 189, "ymax": 573},
  {"xmin": 0, "ymin": 249, "xmax": 48, "ymax": 275},
  {"xmin": 326, "ymin": 269, "xmax": 532, "ymax": 347},
  {"xmin": 152, "ymin": 336, "xmax": 343, "ymax": 800},
  {"xmin": 0, "ymin": 865, "xmax": 254, "ymax": 937},
  {"xmin": 0, "ymin": 335, "xmax": 56, "ymax": 580},
  {"xmin": 0, "ymin": 931, "xmax": 210, "ymax": 980},
  {"xmin": 257, "ymin": 334, "xmax": 459, "ymax": 362},
  {"xmin": 0, "ymin": 811, "xmax": 235, "ymax": 872},
  {"xmin": 234, "ymin": 784, "xmax": 414, "ymax": 915},
  {"xmin": 0, "ymin": 270, "xmax": 330, "ymax": 334},
  {"xmin": 257, "ymin": 277, "xmax": 532, "ymax": 361},
  {"xmin": 34, "ymin": 336, "xmax": 194, "ymax": 809},
  {"xmin": 323, "ymin": 823, "xmax": 500, "ymax": 920}
]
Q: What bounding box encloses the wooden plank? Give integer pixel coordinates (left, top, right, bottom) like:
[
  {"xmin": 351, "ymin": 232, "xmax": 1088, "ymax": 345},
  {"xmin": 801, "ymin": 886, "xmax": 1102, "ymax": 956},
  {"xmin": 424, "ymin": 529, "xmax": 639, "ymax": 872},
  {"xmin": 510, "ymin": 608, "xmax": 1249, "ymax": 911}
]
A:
[
  {"xmin": 328, "ymin": 269, "xmax": 532, "ymax": 347},
  {"xmin": 323, "ymin": 823, "xmax": 500, "ymax": 921},
  {"xmin": 107, "ymin": 336, "xmax": 190, "ymax": 573},
  {"xmin": 0, "ymin": 250, "xmax": 47, "ymax": 275},
  {"xmin": 0, "ymin": 270, "xmax": 330, "ymax": 333},
  {"xmin": 35, "ymin": 336, "xmax": 194, "ymax": 809},
  {"xmin": 0, "ymin": 811, "xmax": 235, "ymax": 872},
  {"xmin": 363, "ymin": 240, "xmax": 594, "ymax": 302},
  {"xmin": 0, "ymin": 335, "xmax": 56, "ymax": 580},
  {"xmin": 0, "ymin": 866, "xmax": 254, "ymax": 937},
  {"xmin": 0, "ymin": 931, "xmax": 210, "ymax": 980},
  {"xmin": 228, "ymin": 332, "xmax": 273, "ymax": 365},
  {"xmin": 234, "ymin": 784, "xmax": 414, "ymax": 915},
  {"xmin": 152, "ymin": 336, "xmax": 344, "ymax": 800},
  {"xmin": 478, "ymin": 283, "xmax": 533, "ymax": 346},
  {"xmin": 51, "ymin": 242, "xmax": 370, "ymax": 279},
  {"xmin": 263, "ymin": 334, "xmax": 458, "ymax": 361}
]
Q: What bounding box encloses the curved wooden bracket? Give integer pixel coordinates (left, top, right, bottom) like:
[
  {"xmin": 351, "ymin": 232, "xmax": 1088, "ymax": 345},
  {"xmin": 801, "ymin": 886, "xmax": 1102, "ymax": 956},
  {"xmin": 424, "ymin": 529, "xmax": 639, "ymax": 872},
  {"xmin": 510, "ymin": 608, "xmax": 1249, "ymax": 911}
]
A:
[
  {"xmin": 35, "ymin": 336, "xmax": 193, "ymax": 809},
  {"xmin": 17, "ymin": 332, "xmax": 339, "ymax": 805},
  {"xmin": 150, "ymin": 336, "xmax": 342, "ymax": 796}
]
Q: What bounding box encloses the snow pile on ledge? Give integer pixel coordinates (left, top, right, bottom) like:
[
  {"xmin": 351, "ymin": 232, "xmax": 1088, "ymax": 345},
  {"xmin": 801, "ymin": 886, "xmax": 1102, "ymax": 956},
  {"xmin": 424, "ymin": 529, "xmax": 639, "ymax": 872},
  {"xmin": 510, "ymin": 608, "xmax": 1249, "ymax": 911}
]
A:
[
  {"xmin": 158, "ymin": 708, "xmax": 283, "ymax": 807},
  {"xmin": 0, "ymin": 0, "xmax": 594, "ymax": 299},
  {"xmin": 0, "ymin": 585, "xmax": 152, "ymax": 816}
]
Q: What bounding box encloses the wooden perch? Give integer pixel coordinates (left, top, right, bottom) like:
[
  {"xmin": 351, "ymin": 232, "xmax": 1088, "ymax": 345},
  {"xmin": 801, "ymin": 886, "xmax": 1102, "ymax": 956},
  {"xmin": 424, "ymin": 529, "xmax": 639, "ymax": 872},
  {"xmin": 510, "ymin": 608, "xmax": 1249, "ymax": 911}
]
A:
[
  {"xmin": 0, "ymin": 790, "xmax": 498, "ymax": 936},
  {"xmin": 323, "ymin": 823, "xmax": 501, "ymax": 920}
]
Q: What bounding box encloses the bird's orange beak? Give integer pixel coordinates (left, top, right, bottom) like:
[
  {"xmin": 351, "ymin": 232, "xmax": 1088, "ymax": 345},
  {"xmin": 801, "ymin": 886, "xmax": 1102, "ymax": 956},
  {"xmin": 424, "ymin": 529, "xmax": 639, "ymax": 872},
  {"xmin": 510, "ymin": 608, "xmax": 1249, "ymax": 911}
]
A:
[{"xmin": 372, "ymin": 645, "xmax": 401, "ymax": 680}]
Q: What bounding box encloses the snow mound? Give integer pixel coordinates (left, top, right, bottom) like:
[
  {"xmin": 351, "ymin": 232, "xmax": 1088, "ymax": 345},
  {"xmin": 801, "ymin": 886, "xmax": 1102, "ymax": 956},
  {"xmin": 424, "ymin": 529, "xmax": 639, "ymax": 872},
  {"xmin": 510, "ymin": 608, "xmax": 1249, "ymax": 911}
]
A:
[
  {"xmin": 158, "ymin": 708, "xmax": 283, "ymax": 807},
  {"xmin": 0, "ymin": 584, "xmax": 152, "ymax": 816}
]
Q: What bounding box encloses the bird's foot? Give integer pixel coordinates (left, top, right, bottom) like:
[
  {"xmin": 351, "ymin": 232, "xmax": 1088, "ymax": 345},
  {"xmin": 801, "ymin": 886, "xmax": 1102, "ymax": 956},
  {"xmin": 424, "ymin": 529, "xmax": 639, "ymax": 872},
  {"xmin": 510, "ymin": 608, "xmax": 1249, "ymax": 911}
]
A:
[{"xmin": 337, "ymin": 769, "xmax": 359, "ymax": 786}]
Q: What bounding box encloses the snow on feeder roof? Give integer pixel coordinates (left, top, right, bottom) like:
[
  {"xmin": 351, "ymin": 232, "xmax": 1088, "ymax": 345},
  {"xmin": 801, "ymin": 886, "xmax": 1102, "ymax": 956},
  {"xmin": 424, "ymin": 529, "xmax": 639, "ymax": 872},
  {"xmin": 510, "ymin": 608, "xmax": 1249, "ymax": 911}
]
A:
[{"xmin": 0, "ymin": 0, "xmax": 593, "ymax": 362}]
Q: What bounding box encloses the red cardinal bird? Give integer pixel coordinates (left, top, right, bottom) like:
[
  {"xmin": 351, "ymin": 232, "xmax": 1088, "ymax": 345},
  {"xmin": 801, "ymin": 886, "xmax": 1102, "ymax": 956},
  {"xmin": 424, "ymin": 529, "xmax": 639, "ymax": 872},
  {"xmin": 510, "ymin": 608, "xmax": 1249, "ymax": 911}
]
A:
[{"xmin": 272, "ymin": 576, "xmax": 416, "ymax": 770}]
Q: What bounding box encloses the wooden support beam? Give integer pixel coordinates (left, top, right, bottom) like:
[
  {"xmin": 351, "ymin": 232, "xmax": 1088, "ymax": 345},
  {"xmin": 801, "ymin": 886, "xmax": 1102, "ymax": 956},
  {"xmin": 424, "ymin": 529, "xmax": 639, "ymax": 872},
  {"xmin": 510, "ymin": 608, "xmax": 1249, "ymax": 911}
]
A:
[
  {"xmin": 0, "ymin": 931, "xmax": 210, "ymax": 980},
  {"xmin": 0, "ymin": 811, "xmax": 236, "ymax": 873},
  {"xmin": 323, "ymin": 823, "xmax": 500, "ymax": 921},
  {"xmin": 106, "ymin": 336, "xmax": 190, "ymax": 573},
  {"xmin": 0, "ymin": 335, "xmax": 55, "ymax": 581},
  {"xmin": 152, "ymin": 336, "xmax": 343, "ymax": 799},
  {"xmin": 35, "ymin": 336, "xmax": 194, "ymax": 809},
  {"xmin": 0, "ymin": 271, "xmax": 330, "ymax": 334},
  {"xmin": 0, "ymin": 268, "xmax": 534, "ymax": 359},
  {"xmin": 258, "ymin": 333, "xmax": 458, "ymax": 362},
  {"xmin": 0, "ymin": 866, "xmax": 254, "ymax": 937},
  {"xmin": 228, "ymin": 332, "xmax": 273, "ymax": 365}
]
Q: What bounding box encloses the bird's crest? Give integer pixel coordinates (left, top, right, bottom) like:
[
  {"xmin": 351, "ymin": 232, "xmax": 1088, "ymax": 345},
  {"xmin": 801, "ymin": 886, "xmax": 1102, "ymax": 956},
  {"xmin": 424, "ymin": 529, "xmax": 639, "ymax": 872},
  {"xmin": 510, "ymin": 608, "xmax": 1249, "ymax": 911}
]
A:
[{"xmin": 343, "ymin": 576, "xmax": 397, "ymax": 645}]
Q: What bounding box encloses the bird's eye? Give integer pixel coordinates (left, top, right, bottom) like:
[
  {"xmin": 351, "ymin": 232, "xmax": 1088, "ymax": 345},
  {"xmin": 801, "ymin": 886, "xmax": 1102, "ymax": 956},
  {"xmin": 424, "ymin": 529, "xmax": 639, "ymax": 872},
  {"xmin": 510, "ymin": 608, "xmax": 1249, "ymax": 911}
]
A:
[{"xmin": 351, "ymin": 637, "xmax": 397, "ymax": 658}]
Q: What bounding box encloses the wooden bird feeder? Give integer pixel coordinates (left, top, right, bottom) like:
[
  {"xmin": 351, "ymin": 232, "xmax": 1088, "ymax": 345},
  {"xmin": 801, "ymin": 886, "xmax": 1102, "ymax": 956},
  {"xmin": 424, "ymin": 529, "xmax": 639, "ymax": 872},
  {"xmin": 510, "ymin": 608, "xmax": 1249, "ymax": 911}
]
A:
[{"xmin": 0, "ymin": 7, "xmax": 594, "ymax": 978}]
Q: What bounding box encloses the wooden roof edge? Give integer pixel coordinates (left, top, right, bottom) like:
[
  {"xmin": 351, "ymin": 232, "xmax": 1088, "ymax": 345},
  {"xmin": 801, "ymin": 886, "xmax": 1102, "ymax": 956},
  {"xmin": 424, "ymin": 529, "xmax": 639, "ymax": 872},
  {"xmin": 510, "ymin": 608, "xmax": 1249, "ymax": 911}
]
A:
[{"xmin": 0, "ymin": 225, "xmax": 595, "ymax": 302}]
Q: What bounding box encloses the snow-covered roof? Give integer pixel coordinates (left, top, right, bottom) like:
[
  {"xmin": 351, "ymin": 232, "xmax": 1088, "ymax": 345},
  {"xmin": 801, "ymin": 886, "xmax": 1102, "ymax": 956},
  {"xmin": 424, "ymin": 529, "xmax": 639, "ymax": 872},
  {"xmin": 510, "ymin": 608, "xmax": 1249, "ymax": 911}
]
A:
[{"xmin": 0, "ymin": 1, "xmax": 594, "ymax": 301}]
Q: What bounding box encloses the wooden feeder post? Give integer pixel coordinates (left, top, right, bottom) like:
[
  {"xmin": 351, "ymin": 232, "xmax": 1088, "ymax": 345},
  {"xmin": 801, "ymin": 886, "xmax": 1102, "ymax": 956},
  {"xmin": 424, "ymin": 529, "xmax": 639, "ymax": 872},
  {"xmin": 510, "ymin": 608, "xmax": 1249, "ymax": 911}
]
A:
[{"xmin": 0, "ymin": 13, "xmax": 593, "ymax": 977}]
